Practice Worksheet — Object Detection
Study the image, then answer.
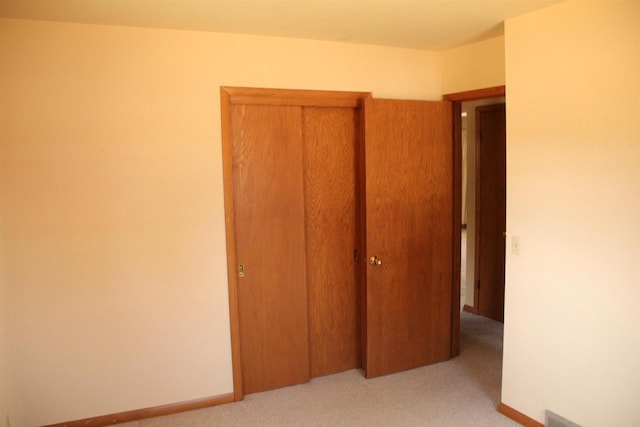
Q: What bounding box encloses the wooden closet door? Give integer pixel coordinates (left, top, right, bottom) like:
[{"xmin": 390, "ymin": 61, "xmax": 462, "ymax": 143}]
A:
[
  {"xmin": 364, "ymin": 99, "xmax": 453, "ymax": 378},
  {"xmin": 231, "ymin": 104, "xmax": 310, "ymax": 394},
  {"xmin": 303, "ymin": 107, "xmax": 360, "ymax": 377}
]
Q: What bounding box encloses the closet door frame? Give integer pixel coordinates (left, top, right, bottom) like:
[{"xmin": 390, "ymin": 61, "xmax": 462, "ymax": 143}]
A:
[{"xmin": 220, "ymin": 87, "xmax": 370, "ymax": 400}]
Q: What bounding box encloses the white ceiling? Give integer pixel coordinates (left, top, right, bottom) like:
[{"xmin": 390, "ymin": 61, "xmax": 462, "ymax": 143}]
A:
[{"xmin": 0, "ymin": 0, "xmax": 563, "ymax": 50}]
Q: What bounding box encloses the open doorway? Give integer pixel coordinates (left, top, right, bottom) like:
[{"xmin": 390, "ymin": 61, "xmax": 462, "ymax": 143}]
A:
[
  {"xmin": 444, "ymin": 86, "xmax": 506, "ymax": 359},
  {"xmin": 460, "ymin": 98, "xmax": 506, "ymax": 320},
  {"xmin": 445, "ymin": 86, "xmax": 507, "ymax": 411}
]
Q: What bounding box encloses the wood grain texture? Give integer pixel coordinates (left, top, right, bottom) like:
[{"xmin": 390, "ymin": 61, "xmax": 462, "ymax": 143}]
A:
[
  {"xmin": 451, "ymin": 101, "xmax": 462, "ymax": 357},
  {"xmin": 231, "ymin": 104, "xmax": 310, "ymax": 394},
  {"xmin": 497, "ymin": 403, "xmax": 544, "ymax": 427},
  {"xmin": 443, "ymin": 86, "xmax": 506, "ymax": 102},
  {"xmin": 475, "ymin": 104, "xmax": 506, "ymax": 323},
  {"xmin": 222, "ymin": 87, "xmax": 371, "ymax": 399},
  {"xmin": 357, "ymin": 99, "xmax": 371, "ymax": 371},
  {"xmin": 224, "ymin": 86, "xmax": 368, "ymax": 108},
  {"xmin": 43, "ymin": 394, "xmax": 234, "ymax": 427},
  {"xmin": 220, "ymin": 88, "xmax": 244, "ymax": 400},
  {"xmin": 364, "ymin": 99, "xmax": 453, "ymax": 378},
  {"xmin": 303, "ymin": 107, "xmax": 360, "ymax": 377}
]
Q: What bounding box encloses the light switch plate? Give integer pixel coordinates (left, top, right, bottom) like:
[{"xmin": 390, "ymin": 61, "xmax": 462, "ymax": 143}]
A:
[{"xmin": 512, "ymin": 236, "xmax": 521, "ymax": 255}]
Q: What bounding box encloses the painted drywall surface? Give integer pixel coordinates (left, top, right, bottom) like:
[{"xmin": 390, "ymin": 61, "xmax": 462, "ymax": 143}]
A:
[
  {"xmin": 0, "ymin": 282, "xmax": 23, "ymax": 427},
  {"xmin": 1, "ymin": 19, "xmax": 234, "ymax": 426},
  {"xmin": 0, "ymin": 18, "xmax": 442, "ymax": 426},
  {"xmin": 0, "ymin": 176, "xmax": 5, "ymax": 427},
  {"xmin": 460, "ymin": 97, "xmax": 505, "ymax": 308},
  {"xmin": 0, "ymin": 271, "xmax": 11, "ymax": 427},
  {"xmin": 502, "ymin": 1, "xmax": 640, "ymax": 425},
  {"xmin": 0, "ymin": 53, "xmax": 24, "ymax": 427},
  {"xmin": 0, "ymin": 292, "xmax": 5, "ymax": 426},
  {"xmin": 0, "ymin": 216, "xmax": 17, "ymax": 427},
  {"xmin": 441, "ymin": 35, "xmax": 505, "ymax": 95}
]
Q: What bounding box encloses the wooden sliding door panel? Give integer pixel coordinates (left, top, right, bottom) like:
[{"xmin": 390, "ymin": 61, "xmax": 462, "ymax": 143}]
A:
[
  {"xmin": 303, "ymin": 107, "xmax": 360, "ymax": 377},
  {"xmin": 231, "ymin": 104, "xmax": 310, "ymax": 394},
  {"xmin": 364, "ymin": 99, "xmax": 453, "ymax": 378}
]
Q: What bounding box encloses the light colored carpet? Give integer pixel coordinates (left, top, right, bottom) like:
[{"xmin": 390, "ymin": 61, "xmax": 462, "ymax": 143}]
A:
[{"xmin": 117, "ymin": 312, "xmax": 518, "ymax": 426}]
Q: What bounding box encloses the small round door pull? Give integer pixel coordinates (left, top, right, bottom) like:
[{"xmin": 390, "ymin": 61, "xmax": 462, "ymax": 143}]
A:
[{"xmin": 369, "ymin": 256, "xmax": 382, "ymax": 266}]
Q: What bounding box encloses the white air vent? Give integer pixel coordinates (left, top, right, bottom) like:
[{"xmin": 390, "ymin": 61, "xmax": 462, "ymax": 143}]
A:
[{"xmin": 546, "ymin": 410, "xmax": 581, "ymax": 427}]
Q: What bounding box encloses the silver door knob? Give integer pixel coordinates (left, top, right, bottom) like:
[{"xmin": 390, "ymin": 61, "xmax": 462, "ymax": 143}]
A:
[{"xmin": 369, "ymin": 256, "xmax": 382, "ymax": 266}]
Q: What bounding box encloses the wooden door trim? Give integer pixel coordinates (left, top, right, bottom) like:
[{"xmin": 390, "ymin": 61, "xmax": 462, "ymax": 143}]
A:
[
  {"xmin": 498, "ymin": 403, "xmax": 544, "ymax": 427},
  {"xmin": 463, "ymin": 304, "xmax": 478, "ymax": 314},
  {"xmin": 43, "ymin": 393, "xmax": 235, "ymax": 427},
  {"xmin": 223, "ymin": 86, "xmax": 370, "ymax": 108},
  {"xmin": 442, "ymin": 85, "xmax": 506, "ymax": 357},
  {"xmin": 358, "ymin": 95, "xmax": 373, "ymax": 372},
  {"xmin": 443, "ymin": 85, "xmax": 505, "ymax": 102},
  {"xmin": 220, "ymin": 87, "xmax": 243, "ymax": 401},
  {"xmin": 450, "ymin": 101, "xmax": 462, "ymax": 357},
  {"xmin": 220, "ymin": 87, "xmax": 370, "ymax": 400}
]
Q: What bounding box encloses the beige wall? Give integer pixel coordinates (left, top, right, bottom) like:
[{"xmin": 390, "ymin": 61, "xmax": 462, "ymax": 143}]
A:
[
  {"xmin": 1, "ymin": 205, "xmax": 23, "ymax": 427},
  {"xmin": 441, "ymin": 35, "xmax": 505, "ymax": 95},
  {"xmin": 0, "ymin": 18, "xmax": 446, "ymax": 426},
  {"xmin": 1, "ymin": 197, "xmax": 4, "ymax": 427},
  {"xmin": 502, "ymin": 1, "xmax": 640, "ymax": 425}
]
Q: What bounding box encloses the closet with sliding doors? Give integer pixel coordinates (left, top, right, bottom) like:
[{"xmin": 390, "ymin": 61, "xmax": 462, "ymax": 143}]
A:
[{"xmin": 221, "ymin": 87, "xmax": 455, "ymax": 397}]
